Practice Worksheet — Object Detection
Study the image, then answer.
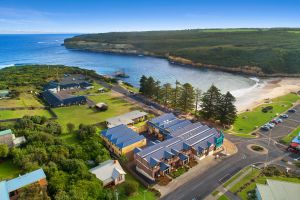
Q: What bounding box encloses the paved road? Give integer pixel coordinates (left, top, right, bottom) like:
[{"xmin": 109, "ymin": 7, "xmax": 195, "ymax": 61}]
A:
[
  {"xmin": 101, "ymin": 80, "xmax": 300, "ymax": 200},
  {"xmin": 162, "ymin": 105, "xmax": 300, "ymax": 200}
]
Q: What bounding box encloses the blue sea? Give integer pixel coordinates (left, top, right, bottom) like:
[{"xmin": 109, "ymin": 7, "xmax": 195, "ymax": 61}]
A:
[{"xmin": 0, "ymin": 34, "xmax": 255, "ymax": 92}]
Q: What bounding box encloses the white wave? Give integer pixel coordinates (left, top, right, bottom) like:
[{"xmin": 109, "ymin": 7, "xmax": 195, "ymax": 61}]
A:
[
  {"xmin": 37, "ymin": 42, "xmax": 47, "ymax": 44},
  {"xmin": 231, "ymin": 77, "xmax": 265, "ymax": 98},
  {"xmin": 0, "ymin": 64, "xmax": 15, "ymax": 69}
]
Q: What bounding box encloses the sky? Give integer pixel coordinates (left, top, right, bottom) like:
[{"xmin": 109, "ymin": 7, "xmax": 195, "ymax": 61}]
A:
[{"xmin": 0, "ymin": 0, "xmax": 300, "ymax": 33}]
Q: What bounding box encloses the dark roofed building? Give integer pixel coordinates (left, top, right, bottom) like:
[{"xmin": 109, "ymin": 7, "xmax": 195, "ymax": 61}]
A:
[
  {"xmin": 135, "ymin": 113, "xmax": 224, "ymax": 181},
  {"xmin": 41, "ymin": 90, "xmax": 86, "ymax": 107}
]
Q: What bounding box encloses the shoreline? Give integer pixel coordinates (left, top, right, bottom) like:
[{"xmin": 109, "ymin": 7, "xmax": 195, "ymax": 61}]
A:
[{"xmin": 234, "ymin": 78, "xmax": 300, "ymax": 113}]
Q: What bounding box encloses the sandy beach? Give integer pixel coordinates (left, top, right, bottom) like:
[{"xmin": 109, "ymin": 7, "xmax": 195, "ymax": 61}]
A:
[{"xmin": 233, "ymin": 78, "xmax": 300, "ymax": 113}]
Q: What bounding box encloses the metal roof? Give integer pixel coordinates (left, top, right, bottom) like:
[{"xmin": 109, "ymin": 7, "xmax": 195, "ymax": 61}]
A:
[
  {"xmin": 0, "ymin": 129, "xmax": 12, "ymax": 136},
  {"xmin": 256, "ymin": 179, "xmax": 300, "ymax": 200},
  {"xmin": 101, "ymin": 125, "xmax": 145, "ymax": 149},
  {"xmin": 106, "ymin": 110, "xmax": 148, "ymax": 128},
  {"xmin": 89, "ymin": 160, "xmax": 126, "ymax": 186}
]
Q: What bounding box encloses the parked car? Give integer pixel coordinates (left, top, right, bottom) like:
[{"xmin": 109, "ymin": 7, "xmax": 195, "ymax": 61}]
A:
[
  {"xmin": 266, "ymin": 122, "xmax": 275, "ymax": 128},
  {"xmin": 272, "ymin": 118, "xmax": 283, "ymax": 124},
  {"xmin": 271, "ymin": 119, "xmax": 279, "ymax": 125},
  {"xmin": 260, "ymin": 125, "xmax": 270, "ymax": 131},
  {"xmin": 288, "ymin": 109, "xmax": 297, "ymax": 113},
  {"xmin": 279, "ymin": 114, "xmax": 289, "ymax": 119}
]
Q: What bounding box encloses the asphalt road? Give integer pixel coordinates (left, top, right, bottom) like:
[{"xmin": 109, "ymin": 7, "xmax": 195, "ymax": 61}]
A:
[
  {"xmin": 162, "ymin": 105, "xmax": 300, "ymax": 200},
  {"xmin": 104, "ymin": 81, "xmax": 300, "ymax": 200}
]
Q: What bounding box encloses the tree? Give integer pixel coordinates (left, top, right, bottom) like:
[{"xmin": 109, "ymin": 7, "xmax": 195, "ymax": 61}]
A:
[
  {"xmin": 124, "ymin": 182, "xmax": 138, "ymax": 196},
  {"xmin": 67, "ymin": 123, "xmax": 75, "ymax": 133},
  {"xmin": 154, "ymin": 80, "xmax": 161, "ymax": 100},
  {"xmin": 178, "ymin": 83, "xmax": 195, "ymax": 112},
  {"xmin": 18, "ymin": 184, "xmax": 50, "ymax": 200},
  {"xmin": 162, "ymin": 83, "xmax": 172, "ymax": 106},
  {"xmin": 171, "ymin": 80, "xmax": 181, "ymax": 109},
  {"xmin": 200, "ymin": 85, "xmax": 222, "ymax": 119},
  {"xmin": 194, "ymin": 88, "xmax": 202, "ymax": 115},
  {"xmin": 0, "ymin": 144, "xmax": 9, "ymax": 158},
  {"xmin": 146, "ymin": 76, "xmax": 156, "ymax": 98},
  {"xmin": 139, "ymin": 75, "xmax": 147, "ymax": 95},
  {"xmin": 217, "ymin": 92, "xmax": 237, "ymax": 125},
  {"xmin": 77, "ymin": 124, "xmax": 96, "ymax": 140}
]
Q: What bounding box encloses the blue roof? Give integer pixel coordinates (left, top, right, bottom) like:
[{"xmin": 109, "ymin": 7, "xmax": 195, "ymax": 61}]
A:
[
  {"xmin": 102, "ymin": 125, "xmax": 145, "ymax": 149},
  {"xmin": 149, "ymin": 113, "xmax": 177, "ymax": 127},
  {"xmin": 0, "ymin": 168, "xmax": 46, "ymax": 200},
  {"xmin": 179, "ymin": 153, "xmax": 188, "ymax": 161},
  {"xmin": 159, "ymin": 162, "xmax": 170, "ymax": 171},
  {"xmin": 292, "ymin": 132, "xmax": 300, "ymax": 144},
  {"xmin": 6, "ymin": 168, "xmax": 46, "ymax": 192},
  {"xmin": 149, "ymin": 157, "xmax": 160, "ymax": 167}
]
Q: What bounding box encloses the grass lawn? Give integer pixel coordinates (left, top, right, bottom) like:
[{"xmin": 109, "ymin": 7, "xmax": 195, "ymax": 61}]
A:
[
  {"xmin": 0, "ymin": 109, "xmax": 52, "ymax": 120},
  {"xmin": 120, "ymin": 83, "xmax": 139, "ymax": 93},
  {"xmin": 223, "ymin": 166, "xmax": 250, "ymax": 187},
  {"xmin": 232, "ymin": 93, "xmax": 300, "ymax": 136},
  {"xmin": 0, "ymin": 93, "xmax": 44, "ymax": 108},
  {"xmin": 217, "ymin": 195, "xmax": 230, "ymax": 200},
  {"xmin": 0, "ymin": 160, "xmax": 21, "ymax": 181},
  {"xmin": 53, "ymin": 92, "xmax": 138, "ymax": 132},
  {"xmin": 212, "ymin": 190, "xmax": 219, "ymax": 196},
  {"xmin": 75, "ymin": 82, "xmax": 106, "ymax": 96},
  {"xmin": 280, "ymin": 125, "xmax": 300, "ymax": 145},
  {"xmin": 59, "ymin": 133, "xmax": 80, "ymax": 145},
  {"xmin": 117, "ymin": 172, "xmax": 157, "ymax": 200},
  {"xmin": 228, "ymin": 167, "xmax": 300, "ymax": 200}
]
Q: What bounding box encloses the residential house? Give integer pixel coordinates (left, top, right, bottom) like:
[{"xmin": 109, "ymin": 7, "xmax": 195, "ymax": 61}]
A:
[
  {"xmin": 101, "ymin": 124, "xmax": 146, "ymax": 159},
  {"xmin": 256, "ymin": 179, "xmax": 300, "ymax": 200},
  {"xmin": 106, "ymin": 110, "xmax": 148, "ymax": 128},
  {"xmin": 89, "ymin": 160, "xmax": 126, "ymax": 187},
  {"xmin": 41, "ymin": 90, "xmax": 86, "ymax": 107},
  {"xmin": 0, "ymin": 129, "xmax": 26, "ymax": 147},
  {"xmin": 0, "ymin": 168, "xmax": 47, "ymax": 200},
  {"xmin": 134, "ymin": 113, "xmax": 224, "ymax": 181}
]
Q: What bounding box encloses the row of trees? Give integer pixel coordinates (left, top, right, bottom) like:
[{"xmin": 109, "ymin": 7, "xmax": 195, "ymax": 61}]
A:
[{"xmin": 139, "ymin": 76, "xmax": 237, "ymax": 125}]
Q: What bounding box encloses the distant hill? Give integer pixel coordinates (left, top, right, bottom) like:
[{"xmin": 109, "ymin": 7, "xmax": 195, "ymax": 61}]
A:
[{"xmin": 64, "ymin": 28, "xmax": 300, "ymax": 76}]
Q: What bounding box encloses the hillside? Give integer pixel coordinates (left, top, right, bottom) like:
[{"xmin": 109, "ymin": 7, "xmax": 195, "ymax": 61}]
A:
[{"xmin": 64, "ymin": 28, "xmax": 300, "ymax": 76}]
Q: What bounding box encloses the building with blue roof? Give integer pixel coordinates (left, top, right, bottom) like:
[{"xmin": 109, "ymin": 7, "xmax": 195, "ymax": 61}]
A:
[
  {"xmin": 0, "ymin": 168, "xmax": 47, "ymax": 200},
  {"xmin": 101, "ymin": 124, "xmax": 146, "ymax": 159},
  {"xmin": 135, "ymin": 113, "xmax": 224, "ymax": 181}
]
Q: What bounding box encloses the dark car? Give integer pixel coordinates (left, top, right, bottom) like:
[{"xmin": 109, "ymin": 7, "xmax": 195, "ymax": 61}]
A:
[
  {"xmin": 288, "ymin": 109, "xmax": 297, "ymax": 113},
  {"xmin": 279, "ymin": 114, "xmax": 289, "ymax": 118}
]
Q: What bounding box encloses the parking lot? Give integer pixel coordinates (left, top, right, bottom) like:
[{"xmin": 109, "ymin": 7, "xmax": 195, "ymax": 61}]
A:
[{"xmin": 259, "ymin": 104, "xmax": 300, "ymax": 139}]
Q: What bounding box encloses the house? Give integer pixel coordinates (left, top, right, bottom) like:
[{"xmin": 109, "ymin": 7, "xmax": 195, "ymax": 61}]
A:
[
  {"xmin": 0, "ymin": 168, "xmax": 47, "ymax": 200},
  {"xmin": 89, "ymin": 160, "xmax": 126, "ymax": 187},
  {"xmin": 0, "ymin": 129, "xmax": 26, "ymax": 147},
  {"xmin": 134, "ymin": 113, "xmax": 224, "ymax": 181},
  {"xmin": 0, "ymin": 90, "xmax": 9, "ymax": 99},
  {"xmin": 101, "ymin": 124, "xmax": 146, "ymax": 159},
  {"xmin": 256, "ymin": 179, "xmax": 300, "ymax": 200},
  {"xmin": 106, "ymin": 110, "xmax": 148, "ymax": 128},
  {"xmin": 41, "ymin": 90, "xmax": 86, "ymax": 107}
]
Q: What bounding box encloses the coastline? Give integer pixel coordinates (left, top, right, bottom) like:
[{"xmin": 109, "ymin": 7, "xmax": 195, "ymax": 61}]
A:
[{"xmin": 234, "ymin": 78, "xmax": 300, "ymax": 113}]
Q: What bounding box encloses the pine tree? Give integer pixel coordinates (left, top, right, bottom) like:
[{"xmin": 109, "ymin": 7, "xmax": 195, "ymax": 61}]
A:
[
  {"xmin": 218, "ymin": 92, "xmax": 237, "ymax": 125},
  {"xmin": 200, "ymin": 85, "xmax": 222, "ymax": 119},
  {"xmin": 171, "ymin": 80, "xmax": 181, "ymax": 109},
  {"xmin": 147, "ymin": 76, "xmax": 156, "ymax": 98},
  {"xmin": 178, "ymin": 83, "xmax": 195, "ymax": 112},
  {"xmin": 162, "ymin": 83, "xmax": 172, "ymax": 106},
  {"xmin": 194, "ymin": 88, "xmax": 202, "ymax": 115},
  {"xmin": 154, "ymin": 80, "xmax": 161, "ymax": 100},
  {"xmin": 139, "ymin": 75, "xmax": 147, "ymax": 95}
]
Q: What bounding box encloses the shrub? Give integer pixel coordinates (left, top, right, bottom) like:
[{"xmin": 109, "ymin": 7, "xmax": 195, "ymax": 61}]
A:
[
  {"xmin": 262, "ymin": 106, "xmax": 273, "ymax": 113},
  {"xmin": 124, "ymin": 182, "xmax": 138, "ymax": 196}
]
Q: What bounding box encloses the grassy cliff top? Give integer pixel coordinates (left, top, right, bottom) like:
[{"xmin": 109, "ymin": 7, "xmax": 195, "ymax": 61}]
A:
[{"xmin": 65, "ymin": 28, "xmax": 300, "ymax": 75}]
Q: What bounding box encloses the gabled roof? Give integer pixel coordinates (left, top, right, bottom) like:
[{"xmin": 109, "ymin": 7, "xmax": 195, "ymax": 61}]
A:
[
  {"xmin": 106, "ymin": 110, "xmax": 148, "ymax": 128},
  {"xmin": 149, "ymin": 113, "xmax": 177, "ymax": 127},
  {"xmin": 159, "ymin": 162, "xmax": 170, "ymax": 171},
  {"xmin": 0, "ymin": 168, "xmax": 46, "ymax": 200},
  {"xmin": 256, "ymin": 179, "xmax": 300, "ymax": 200},
  {"xmin": 0, "ymin": 129, "xmax": 12, "ymax": 136},
  {"xmin": 89, "ymin": 160, "xmax": 126, "ymax": 186}
]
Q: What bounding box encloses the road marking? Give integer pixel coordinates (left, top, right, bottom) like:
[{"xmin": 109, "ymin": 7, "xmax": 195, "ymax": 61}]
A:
[
  {"xmin": 286, "ymin": 118, "xmax": 300, "ymax": 123},
  {"xmin": 219, "ymin": 174, "xmax": 231, "ymax": 183}
]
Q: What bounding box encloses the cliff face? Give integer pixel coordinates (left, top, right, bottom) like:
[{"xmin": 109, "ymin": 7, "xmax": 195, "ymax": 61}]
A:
[{"xmin": 64, "ymin": 29, "xmax": 300, "ymax": 77}]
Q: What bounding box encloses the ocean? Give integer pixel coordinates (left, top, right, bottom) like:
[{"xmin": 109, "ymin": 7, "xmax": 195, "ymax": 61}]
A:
[{"xmin": 0, "ymin": 34, "xmax": 256, "ymax": 93}]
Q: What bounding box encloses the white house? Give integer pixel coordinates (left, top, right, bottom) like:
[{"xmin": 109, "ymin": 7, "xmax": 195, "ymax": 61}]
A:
[{"xmin": 89, "ymin": 160, "xmax": 126, "ymax": 187}]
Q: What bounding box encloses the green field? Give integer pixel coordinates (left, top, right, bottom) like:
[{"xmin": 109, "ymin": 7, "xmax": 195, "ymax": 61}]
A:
[
  {"xmin": 0, "ymin": 93, "xmax": 43, "ymax": 108},
  {"xmin": 53, "ymin": 92, "xmax": 138, "ymax": 132},
  {"xmin": 0, "ymin": 109, "xmax": 52, "ymax": 120},
  {"xmin": 0, "ymin": 160, "xmax": 21, "ymax": 181},
  {"xmin": 117, "ymin": 172, "xmax": 157, "ymax": 200},
  {"xmin": 281, "ymin": 125, "xmax": 300, "ymax": 145},
  {"xmin": 232, "ymin": 93, "xmax": 300, "ymax": 137},
  {"xmin": 217, "ymin": 195, "xmax": 230, "ymax": 200}
]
